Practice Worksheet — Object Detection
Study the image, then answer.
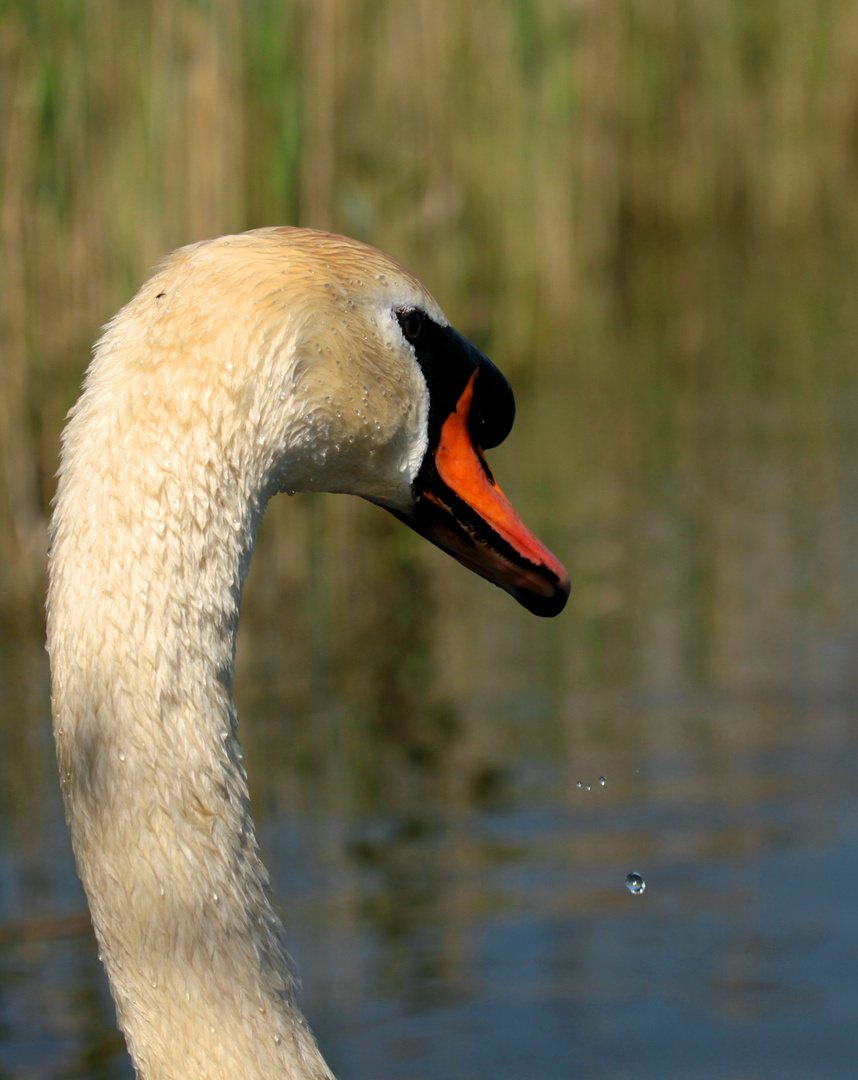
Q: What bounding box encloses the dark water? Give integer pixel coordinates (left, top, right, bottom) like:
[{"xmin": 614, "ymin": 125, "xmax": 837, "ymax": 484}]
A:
[{"xmin": 2, "ymin": 241, "xmax": 858, "ymax": 1078}]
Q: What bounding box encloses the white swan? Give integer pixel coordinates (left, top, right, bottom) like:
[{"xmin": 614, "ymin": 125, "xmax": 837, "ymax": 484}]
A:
[{"xmin": 46, "ymin": 228, "xmax": 569, "ymax": 1080}]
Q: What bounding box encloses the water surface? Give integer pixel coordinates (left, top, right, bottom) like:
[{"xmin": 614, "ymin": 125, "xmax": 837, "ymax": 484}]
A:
[{"xmin": 1, "ymin": 240, "xmax": 857, "ymax": 1079}]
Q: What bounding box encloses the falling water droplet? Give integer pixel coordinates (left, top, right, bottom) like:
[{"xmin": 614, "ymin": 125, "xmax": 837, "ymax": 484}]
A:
[
  {"xmin": 576, "ymin": 780, "xmax": 583, "ymax": 788},
  {"xmin": 626, "ymin": 872, "xmax": 646, "ymax": 895},
  {"xmin": 586, "ymin": 784, "xmax": 591, "ymax": 791},
  {"xmin": 599, "ymin": 776, "xmax": 607, "ymax": 786}
]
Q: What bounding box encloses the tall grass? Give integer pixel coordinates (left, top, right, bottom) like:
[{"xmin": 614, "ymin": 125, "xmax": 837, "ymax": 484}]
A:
[{"xmin": 2, "ymin": 0, "xmax": 858, "ymax": 613}]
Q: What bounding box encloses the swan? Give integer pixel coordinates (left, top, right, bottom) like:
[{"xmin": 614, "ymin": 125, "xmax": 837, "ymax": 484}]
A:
[{"xmin": 46, "ymin": 227, "xmax": 569, "ymax": 1080}]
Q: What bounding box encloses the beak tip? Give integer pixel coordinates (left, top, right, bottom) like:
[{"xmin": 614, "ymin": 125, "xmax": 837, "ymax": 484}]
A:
[{"xmin": 514, "ymin": 568, "xmax": 571, "ymax": 618}]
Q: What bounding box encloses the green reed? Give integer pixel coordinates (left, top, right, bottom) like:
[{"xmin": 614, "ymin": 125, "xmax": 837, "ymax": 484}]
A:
[{"xmin": 2, "ymin": 0, "xmax": 858, "ymax": 614}]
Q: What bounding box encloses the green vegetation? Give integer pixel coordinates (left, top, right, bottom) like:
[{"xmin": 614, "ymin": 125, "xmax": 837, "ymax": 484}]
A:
[{"xmin": 2, "ymin": 0, "xmax": 858, "ymax": 615}]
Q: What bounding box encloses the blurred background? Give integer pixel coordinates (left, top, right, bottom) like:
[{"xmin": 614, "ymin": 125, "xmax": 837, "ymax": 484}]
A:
[{"xmin": 3, "ymin": 1, "xmax": 858, "ymax": 1077}]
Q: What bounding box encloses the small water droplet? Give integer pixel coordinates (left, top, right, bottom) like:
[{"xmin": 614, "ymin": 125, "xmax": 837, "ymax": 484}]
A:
[
  {"xmin": 274, "ymin": 1035, "xmax": 281, "ymax": 1046},
  {"xmin": 626, "ymin": 872, "xmax": 646, "ymax": 895},
  {"xmin": 304, "ymin": 413, "xmax": 314, "ymax": 422},
  {"xmin": 286, "ymin": 489, "xmax": 296, "ymax": 496},
  {"xmin": 118, "ymin": 751, "xmax": 126, "ymax": 762},
  {"xmin": 586, "ymin": 784, "xmax": 591, "ymax": 790},
  {"xmin": 576, "ymin": 780, "xmax": 583, "ymax": 788},
  {"xmin": 599, "ymin": 776, "xmax": 607, "ymax": 786},
  {"xmin": 279, "ymin": 390, "xmax": 286, "ymax": 401},
  {"xmin": 212, "ymin": 892, "xmax": 218, "ymax": 902}
]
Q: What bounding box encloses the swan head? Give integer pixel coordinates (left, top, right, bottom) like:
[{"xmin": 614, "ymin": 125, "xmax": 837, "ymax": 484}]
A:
[{"xmin": 85, "ymin": 228, "xmax": 569, "ymax": 616}]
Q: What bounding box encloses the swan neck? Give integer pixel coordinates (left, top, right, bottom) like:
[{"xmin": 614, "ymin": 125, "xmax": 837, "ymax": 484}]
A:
[{"xmin": 47, "ymin": 404, "xmax": 331, "ymax": 1079}]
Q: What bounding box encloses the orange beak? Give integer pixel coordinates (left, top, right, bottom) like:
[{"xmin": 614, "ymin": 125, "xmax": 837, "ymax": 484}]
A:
[{"xmin": 404, "ymin": 371, "xmax": 570, "ymax": 617}]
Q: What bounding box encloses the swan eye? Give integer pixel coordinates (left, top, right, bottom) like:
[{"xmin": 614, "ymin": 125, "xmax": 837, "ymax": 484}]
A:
[{"xmin": 398, "ymin": 310, "xmax": 423, "ymax": 342}]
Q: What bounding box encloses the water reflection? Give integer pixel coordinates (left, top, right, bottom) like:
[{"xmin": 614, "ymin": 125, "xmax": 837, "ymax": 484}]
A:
[{"xmin": 2, "ymin": 241, "xmax": 858, "ymax": 1077}]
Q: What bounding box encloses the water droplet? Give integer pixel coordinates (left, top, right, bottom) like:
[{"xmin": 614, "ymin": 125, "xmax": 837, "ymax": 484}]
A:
[
  {"xmin": 274, "ymin": 1035, "xmax": 281, "ymax": 1046},
  {"xmin": 599, "ymin": 776, "xmax": 607, "ymax": 786},
  {"xmin": 118, "ymin": 751, "xmax": 126, "ymax": 762},
  {"xmin": 576, "ymin": 780, "xmax": 583, "ymax": 788},
  {"xmin": 279, "ymin": 390, "xmax": 286, "ymax": 402},
  {"xmin": 586, "ymin": 784, "xmax": 591, "ymax": 791},
  {"xmin": 304, "ymin": 413, "xmax": 313, "ymax": 422},
  {"xmin": 212, "ymin": 892, "xmax": 218, "ymax": 902},
  {"xmin": 626, "ymin": 872, "xmax": 646, "ymax": 895}
]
